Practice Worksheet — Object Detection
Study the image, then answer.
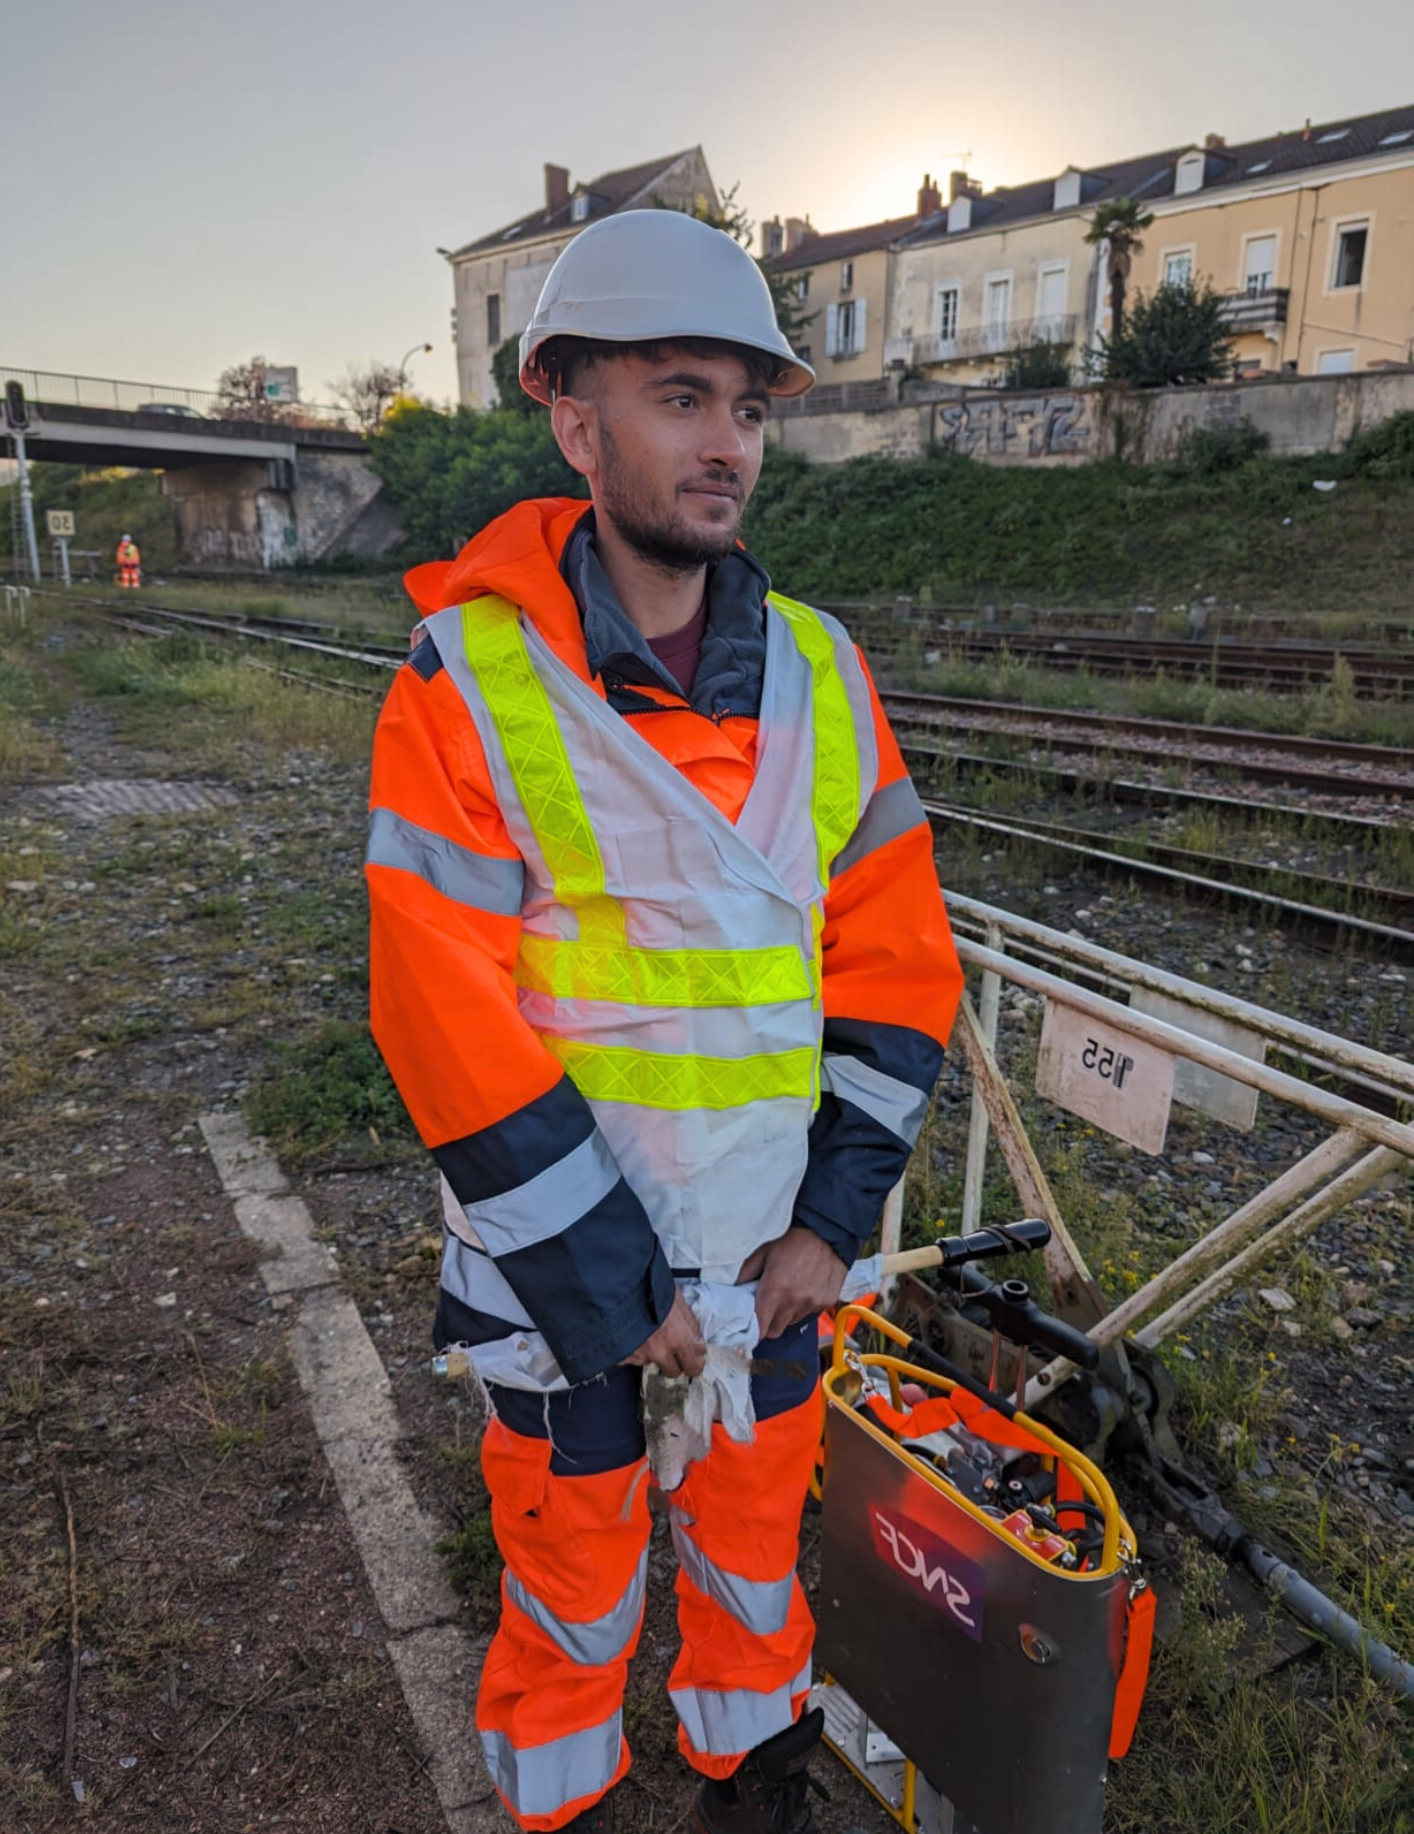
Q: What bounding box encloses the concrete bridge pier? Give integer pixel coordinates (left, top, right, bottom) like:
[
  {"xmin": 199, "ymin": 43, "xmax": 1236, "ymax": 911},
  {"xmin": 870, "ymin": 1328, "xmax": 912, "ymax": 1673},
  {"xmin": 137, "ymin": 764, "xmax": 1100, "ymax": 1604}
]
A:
[{"xmin": 162, "ymin": 448, "xmax": 402, "ymax": 571}]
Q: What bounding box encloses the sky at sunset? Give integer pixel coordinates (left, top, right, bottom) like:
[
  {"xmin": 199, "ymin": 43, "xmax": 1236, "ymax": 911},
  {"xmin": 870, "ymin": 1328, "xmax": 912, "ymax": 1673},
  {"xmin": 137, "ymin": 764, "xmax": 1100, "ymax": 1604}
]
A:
[{"xmin": 6, "ymin": 0, "xmax": 1413, "ymax": 409}]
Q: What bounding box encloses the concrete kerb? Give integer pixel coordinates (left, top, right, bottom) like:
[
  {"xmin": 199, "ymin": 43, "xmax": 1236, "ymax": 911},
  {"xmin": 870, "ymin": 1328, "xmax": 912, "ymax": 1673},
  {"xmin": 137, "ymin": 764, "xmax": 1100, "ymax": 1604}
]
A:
[{"xmin": 198, "ymin": 1110, "xmax": 502, "ymax": 1832}]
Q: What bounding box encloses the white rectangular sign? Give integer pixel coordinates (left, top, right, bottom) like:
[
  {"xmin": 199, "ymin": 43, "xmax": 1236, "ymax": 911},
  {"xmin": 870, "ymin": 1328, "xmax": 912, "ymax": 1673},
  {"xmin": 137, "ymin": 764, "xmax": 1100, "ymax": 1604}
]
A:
[
  {"xmin": 1036, "ymin": 1000, "xmax": 1175, "ymax": 1154},
  {"xmin": 1130, "ymin": 990, "xmax": 1264, "ymax": 1131},
  {"xmin": 47, "ymin": 509, "xmax": 75, "ymax": 537}
]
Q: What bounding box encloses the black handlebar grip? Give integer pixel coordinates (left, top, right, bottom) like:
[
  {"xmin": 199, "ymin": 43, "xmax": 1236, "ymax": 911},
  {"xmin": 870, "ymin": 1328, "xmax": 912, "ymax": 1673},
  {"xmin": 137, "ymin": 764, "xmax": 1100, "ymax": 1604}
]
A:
[
  {"xmin": 935, "ymin": 1217, "xmax": 1051, "ymax": 1269},
  {"xmin": 963, "ymin": 1273, "xmax": 1100, "ymax": 1370}
]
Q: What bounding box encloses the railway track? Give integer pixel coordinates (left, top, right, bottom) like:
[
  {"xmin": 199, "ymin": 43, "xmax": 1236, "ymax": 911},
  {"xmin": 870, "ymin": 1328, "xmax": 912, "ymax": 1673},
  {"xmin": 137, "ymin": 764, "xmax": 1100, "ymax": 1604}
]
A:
[
  {"xmin": 49, "ymin": 589, "xmax": 1414, "ymax": 956},
  {"xmin": 855, "ymin": 622, "xmax": 1414, "ymax": 698}
]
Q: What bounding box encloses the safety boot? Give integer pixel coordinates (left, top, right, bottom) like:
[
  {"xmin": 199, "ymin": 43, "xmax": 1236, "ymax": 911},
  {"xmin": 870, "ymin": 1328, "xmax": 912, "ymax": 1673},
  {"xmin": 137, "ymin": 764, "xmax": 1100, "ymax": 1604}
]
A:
[{"xmin": 693, "ymin": 1707, "xmax": 827, "ymax": 1834}]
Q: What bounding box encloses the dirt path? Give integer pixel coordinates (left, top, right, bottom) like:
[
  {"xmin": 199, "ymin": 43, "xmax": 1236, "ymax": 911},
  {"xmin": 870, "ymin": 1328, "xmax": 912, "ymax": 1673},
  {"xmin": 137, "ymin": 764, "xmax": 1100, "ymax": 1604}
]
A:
[{"xmin": 0, "ymin": 647, "xmax": 893, "ymax": 1833}]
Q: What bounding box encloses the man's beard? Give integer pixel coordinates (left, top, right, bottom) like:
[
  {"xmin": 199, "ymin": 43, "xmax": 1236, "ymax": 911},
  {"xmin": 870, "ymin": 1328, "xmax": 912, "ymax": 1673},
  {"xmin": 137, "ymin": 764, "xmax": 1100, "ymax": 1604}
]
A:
[{"xmin": 598, "ymin": 427, "xmax": 744, "ymax": 575}]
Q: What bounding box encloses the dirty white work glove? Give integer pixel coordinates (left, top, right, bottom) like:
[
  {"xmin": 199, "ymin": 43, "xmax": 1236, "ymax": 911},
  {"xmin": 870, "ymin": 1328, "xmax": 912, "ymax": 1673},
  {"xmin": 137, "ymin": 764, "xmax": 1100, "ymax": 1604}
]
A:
[{"xmin": 642, "ymin": 1281, "xmax": 759, "ymax": 1491}]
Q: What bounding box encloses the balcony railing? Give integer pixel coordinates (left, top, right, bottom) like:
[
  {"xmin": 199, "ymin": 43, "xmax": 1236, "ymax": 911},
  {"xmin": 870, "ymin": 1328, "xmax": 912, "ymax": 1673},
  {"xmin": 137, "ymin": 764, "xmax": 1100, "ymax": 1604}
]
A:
[
  {"xmin": 900, "ymin": 315, "xmax": 1078, "ymax": 367},
  {"xmin": 1217, "ymin": 287, "xmax": 1289, "ymax": 329}
]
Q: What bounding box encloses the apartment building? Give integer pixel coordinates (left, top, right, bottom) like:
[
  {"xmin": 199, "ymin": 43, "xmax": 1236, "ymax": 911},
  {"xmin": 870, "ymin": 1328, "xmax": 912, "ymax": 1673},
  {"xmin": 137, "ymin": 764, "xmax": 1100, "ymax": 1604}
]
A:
[
  {"xmin": 763, "ymin": 178, "xmax": 943, "ymax": 382},
  {"xmin": 442, "ymin": 149, "xmax": 719, "ymax": 408},
  {"xmin": 1128, "ymin": 103, "xmax": 1414, "ymax": 377}
]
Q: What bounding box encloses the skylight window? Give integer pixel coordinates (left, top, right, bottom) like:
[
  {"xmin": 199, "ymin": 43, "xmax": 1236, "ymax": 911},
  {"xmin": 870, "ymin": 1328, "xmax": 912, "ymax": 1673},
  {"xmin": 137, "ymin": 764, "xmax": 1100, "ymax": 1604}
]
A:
[
  {"xmin": 1317, "ymin": 129, "xmax": 1350, "ymax": 143},
  {"xmin": 1247, "ymin": 160, "xmax": 1272, "ymax": 174},
  {"xmin": 1379, "ymin": 129, "xmax": 1414, "ymax": 146}
]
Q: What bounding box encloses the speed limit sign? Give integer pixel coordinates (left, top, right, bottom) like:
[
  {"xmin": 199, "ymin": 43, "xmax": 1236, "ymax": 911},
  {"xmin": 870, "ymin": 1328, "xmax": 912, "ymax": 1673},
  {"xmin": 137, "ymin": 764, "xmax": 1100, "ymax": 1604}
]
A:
[{"xmin": 47, "ymin": 510, "xmax": 75, "ymax": 537}]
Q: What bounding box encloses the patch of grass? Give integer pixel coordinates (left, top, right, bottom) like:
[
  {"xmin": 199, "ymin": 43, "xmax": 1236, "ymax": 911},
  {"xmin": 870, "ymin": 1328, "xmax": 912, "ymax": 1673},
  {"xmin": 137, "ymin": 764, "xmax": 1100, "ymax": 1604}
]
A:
[
  {"xmin": 436, "ymin": 1501, "xmax": 504, "ymax": 1618},
  {"xmin": 245, "ymin": 1019, "xmax": 416, "ymax": 1165}
]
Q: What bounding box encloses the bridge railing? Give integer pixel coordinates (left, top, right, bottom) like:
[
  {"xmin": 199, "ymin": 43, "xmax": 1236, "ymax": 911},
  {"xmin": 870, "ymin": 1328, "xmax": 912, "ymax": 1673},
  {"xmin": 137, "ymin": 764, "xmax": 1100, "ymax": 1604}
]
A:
[{"xmin": 0, "ymin": 367, "xmax": 356, "ymax": 430}]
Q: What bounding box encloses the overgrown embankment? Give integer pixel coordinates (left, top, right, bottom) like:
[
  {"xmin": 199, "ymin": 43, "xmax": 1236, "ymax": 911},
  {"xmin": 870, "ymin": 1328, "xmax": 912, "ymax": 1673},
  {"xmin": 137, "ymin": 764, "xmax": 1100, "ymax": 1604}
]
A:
[{"xmin": 742, "ymin": 416, "xmax": 1414, "ymax": 611}]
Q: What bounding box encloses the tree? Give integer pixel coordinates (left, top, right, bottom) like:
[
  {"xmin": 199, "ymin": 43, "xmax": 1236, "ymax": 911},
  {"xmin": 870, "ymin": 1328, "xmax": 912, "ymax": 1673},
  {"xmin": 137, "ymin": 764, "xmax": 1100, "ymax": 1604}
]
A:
[
  {"xmin": 1003, "ymin": 341, "xmax": 1072, "ymax": 391},
  {"xmin": 1100, "ymin": 277, "xmax": 1236, "ymax": 388},
  {"xmin": 367, "ymin": 402, "xmax": 585, "ymax": 555},
  {"xmin": 212, "ymin": 355, "xmax": 294, "ymax": 423},
  {"xmin": 328, "ymin": 361, "xmax": 411, "ymax": 433},
  {"xmin": 1084, "ymin": 198, "xmax": 1155, "ymax": 337},
  {"xmin": 491, "ymin": 335, "xmax": 538, "ymax": 415}
]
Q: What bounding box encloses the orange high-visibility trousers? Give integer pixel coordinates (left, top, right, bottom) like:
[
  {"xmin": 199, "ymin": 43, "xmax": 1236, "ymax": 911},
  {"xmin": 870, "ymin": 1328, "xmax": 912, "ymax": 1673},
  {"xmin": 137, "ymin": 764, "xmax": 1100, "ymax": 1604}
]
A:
[{"xmin": 475, "ymin": 1316, "xmax": 821, "ymax": 1831}]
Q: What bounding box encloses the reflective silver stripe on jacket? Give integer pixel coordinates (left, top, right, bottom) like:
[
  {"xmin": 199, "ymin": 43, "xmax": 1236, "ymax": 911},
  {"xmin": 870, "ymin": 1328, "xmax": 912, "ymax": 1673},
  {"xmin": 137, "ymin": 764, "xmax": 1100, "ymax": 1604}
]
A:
[
  {"xmin": 480, "ymin": 1712, "xmax": 621, "ymax": 1821},
  {"xmin": 505, "ymin": 1549, "xmax": 648, "ymax": 1667},
  {"xmin": 670, "ymin": 1661, "xmax": 813, "ymax": 1757},
  {"xmin": 365, "ymin": 805, "xmax": 524, "ymax": 913},
  {"xmin": 821, "ymin": 1053, "xmax": 931, "ymax": 1146},
  {"xmin": 831, "ymin": 775, "xmax": 927, "ymax": 879},
  {"xmin": 458, "ymin": 1129, "xmax": 620, "ymax": 1257},
  {"xmin": 439, "ymin": 1223, "xmax": 534, "ymax": 1329},
  {"xmin": 669, "ymin": 1509, "xmax": 795, "ymax": 1636}
]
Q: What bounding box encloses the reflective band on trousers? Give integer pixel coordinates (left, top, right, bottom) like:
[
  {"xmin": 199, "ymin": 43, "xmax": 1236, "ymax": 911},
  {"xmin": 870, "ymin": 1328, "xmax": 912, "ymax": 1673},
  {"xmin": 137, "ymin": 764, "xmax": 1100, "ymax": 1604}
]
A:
[
  {"xmin": 505, "ymin": 1550, "xmax": 648, "ymax": 1668},
  {"xmin": 670, "ymin": 1662, "xmax": 813, "ymax": 1758},
  {"xmin": 670, "ymin": 1511, "xmax": 794, "ymax": 1635},
  {"xmin": 481, "ymin": 1713, "xmax": 622, "ymax": 1821},
  {"xmin": 541, "ymin": 1037, "xmax": 819, "ymax": 1109}
]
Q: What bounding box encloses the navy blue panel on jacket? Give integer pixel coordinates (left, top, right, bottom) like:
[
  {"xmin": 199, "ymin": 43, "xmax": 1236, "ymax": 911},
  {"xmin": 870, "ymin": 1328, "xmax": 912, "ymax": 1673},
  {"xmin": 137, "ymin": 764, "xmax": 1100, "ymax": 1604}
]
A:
[
  {"xmin": 791, "ymin": 1016, "xmax": 944, "ymax": 1262},
  {"xmin": 433, "ymin": 1075, "xmax": 676, "ymax": 1383}
]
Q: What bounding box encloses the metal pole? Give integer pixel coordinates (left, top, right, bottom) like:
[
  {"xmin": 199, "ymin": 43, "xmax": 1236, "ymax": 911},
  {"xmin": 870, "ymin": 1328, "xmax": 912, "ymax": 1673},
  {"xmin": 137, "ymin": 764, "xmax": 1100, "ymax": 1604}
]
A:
[
  {"xmin": 14, "ymin": 431, "xmax": 40, "ymax": 581},
  {"xmin": 58, "ymin": 536, "xmax": 71, "ymax": 588},
  {"xmin": 960, "ymin": 920, "xmax": 1003, "ymax": 1233}
]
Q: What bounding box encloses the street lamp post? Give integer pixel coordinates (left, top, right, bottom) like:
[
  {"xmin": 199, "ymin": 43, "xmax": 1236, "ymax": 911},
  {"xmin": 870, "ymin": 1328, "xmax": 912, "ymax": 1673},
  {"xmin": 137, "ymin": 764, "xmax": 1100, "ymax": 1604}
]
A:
[{"xmin": 398, "ymin": 342, "xmax": 433, "ymax": 388}]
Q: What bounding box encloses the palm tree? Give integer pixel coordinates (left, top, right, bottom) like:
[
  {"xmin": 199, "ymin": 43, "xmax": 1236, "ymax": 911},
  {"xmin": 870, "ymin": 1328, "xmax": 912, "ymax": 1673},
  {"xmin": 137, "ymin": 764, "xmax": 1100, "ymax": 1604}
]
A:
[{"xmin": 1085, "ymin": 198, "xmax": 1155, "ymax": 337}]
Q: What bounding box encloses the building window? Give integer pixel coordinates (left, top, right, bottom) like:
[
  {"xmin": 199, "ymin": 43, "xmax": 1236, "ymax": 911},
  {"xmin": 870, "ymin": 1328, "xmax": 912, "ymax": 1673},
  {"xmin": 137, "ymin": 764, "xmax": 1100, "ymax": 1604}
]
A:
[
  {"xmin": 840, "ymin": 260, "xmax": 854, "ymax": 292},
  {"xmin": 935, "ymin": 285, "xmax": 959, "ymax": 344},
  {"xmin": 1036, "ymin": 262, "xmax": 1068, "ymax": 331},
  {"xmin": 1332, "ymin": 224, "xmax": 1368, "ymax": 288},
  {"xmin": 1164, "ymin": 250, "xmax": 1193, "ymax": 286},
  {"xmin": 1317, "ymin": 349, "xmax": 1355, "ymax": 375},
  {"xmin": 796, "ymin": 273, "xmax": 810, "ymax": 301},
  {"xmin": 486, "ymin": 292, "xmax": 501, "ymax": 347},
  {"xmin": 571, "ymin": 193, "xmax": 590, "ymax": 223},
  {"xmin": 983, "ymin": 275, "xmax": 1012, "ymax": 345},
  {"xmin": 825, "ymin": 298, "xmax": 867, "ymax": 357},
  {"xmin": 1243, "ymin": 235, "xmax": 1276, "ymax": 293}
]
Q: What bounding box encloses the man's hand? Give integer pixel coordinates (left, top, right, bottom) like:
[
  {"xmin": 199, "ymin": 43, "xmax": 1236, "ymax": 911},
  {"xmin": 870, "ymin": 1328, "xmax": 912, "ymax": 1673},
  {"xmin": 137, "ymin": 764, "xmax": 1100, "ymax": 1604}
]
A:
[
  {"xmin": 738, "ymin": 1227, "xmax": 848, "ymax": 1342},
  {"xmin": 621, "ymin": 1289, "xmax": 707, "ymax": 1379}
]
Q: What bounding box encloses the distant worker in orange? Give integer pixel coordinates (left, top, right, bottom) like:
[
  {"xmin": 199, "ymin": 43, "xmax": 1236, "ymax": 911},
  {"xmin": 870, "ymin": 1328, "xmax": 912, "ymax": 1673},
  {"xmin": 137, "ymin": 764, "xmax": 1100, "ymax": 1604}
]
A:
[{"xmin": 115, "ymin": 533, "xmax": 141, "ymax": 590}]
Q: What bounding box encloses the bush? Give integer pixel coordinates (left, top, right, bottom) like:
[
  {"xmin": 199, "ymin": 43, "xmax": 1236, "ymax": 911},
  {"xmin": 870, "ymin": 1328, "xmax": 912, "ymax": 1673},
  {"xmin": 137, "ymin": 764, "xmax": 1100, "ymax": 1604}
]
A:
[
  {"xmin": 1342, "ymin": 410, "xmax": 1414, "ymax": 479},
  {"xmin": 1174, "ymin": 419, "xmax": 1270, "ymax": 476},
  {"xmin": 1004, "ymin": 342, "xmax": 1073, "ymax": 391}
]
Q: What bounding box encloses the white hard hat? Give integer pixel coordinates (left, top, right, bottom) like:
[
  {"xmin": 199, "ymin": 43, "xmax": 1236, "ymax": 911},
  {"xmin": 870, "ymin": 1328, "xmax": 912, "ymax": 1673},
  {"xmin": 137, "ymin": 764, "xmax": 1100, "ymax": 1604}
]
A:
[
  {"xmin": 121, "ymin": 532, "xmax": 131, "ymax": 540},
  {"xmin": 519, "ymin": 210, "xmax": 815, "ymax": 405}
]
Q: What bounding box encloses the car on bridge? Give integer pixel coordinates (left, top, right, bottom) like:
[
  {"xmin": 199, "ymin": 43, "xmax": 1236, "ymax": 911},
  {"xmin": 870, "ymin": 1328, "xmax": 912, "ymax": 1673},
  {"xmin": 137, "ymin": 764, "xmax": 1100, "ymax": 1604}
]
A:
[{"xmin": 136, "ymin": 402, "xmax": 205, "ymax": 419}]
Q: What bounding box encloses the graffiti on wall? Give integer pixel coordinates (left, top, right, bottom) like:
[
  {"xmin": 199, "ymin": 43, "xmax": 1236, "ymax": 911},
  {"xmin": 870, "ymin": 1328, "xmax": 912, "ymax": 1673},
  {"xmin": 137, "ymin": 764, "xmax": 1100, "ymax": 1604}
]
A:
[{"xmin": 936, "ymin": 394, "xmax": 1092, "ymax": 459}]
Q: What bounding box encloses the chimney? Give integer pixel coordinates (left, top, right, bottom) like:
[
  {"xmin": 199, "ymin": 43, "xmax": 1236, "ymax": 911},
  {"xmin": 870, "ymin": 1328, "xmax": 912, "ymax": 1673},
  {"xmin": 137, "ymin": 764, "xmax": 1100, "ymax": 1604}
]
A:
[
  {"xmin": 544, "ymin": 164, "xmax": 570, "ymax": 213},
  {"xmin": 917, "ymin": 172, "xmax": 941, "ymax": 218},
  {"xmin": 761, "ymin": 216, "xmax": 785, "ymax": 259},
  {"xmin": 1204, "ymin": 132, "xmax": 1227, "ymax": 149},
  {"xmin": 1302, "ymin": 118, "xmax": 1312, "ymax": 141},
  {"xmin": 784, "ymin": 215, "xmax": 816, "ymax": 252},
  {"xmin": 949, "ymin": 169, "xmax": 971, "ymax": 203}
]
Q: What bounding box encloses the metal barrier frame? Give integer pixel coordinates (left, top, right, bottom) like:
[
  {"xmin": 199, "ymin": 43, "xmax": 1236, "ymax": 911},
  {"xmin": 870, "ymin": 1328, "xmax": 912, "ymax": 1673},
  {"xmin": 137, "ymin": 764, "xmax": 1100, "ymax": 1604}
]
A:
[{"xmin": 880, "ymin": 892, "xmax": 1413, "ymax": 1407}]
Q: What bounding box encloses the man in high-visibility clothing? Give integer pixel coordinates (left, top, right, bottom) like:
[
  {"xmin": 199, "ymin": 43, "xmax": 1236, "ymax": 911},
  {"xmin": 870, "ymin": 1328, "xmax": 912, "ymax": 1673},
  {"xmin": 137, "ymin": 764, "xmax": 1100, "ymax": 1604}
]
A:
[
  {"xmin": 366, "ymin": 210, "xmax": 963, "ymax": 1834},
  {"xmin": 115, "ymin": 533, "xmax": 141, "ymax": 589}
]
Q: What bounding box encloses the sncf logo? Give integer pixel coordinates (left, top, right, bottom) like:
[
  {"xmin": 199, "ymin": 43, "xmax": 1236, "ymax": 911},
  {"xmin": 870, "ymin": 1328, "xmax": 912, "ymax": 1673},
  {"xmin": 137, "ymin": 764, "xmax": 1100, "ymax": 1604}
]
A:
[{"xmin": 869, "ymin": 1506, "xmax": 984, "ymax": 1641}]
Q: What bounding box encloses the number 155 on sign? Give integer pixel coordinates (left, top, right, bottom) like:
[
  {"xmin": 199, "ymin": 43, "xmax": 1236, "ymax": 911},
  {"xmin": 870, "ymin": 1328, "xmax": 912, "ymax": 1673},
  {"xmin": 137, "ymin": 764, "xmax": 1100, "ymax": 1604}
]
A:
[{"xmin": 1036, "ymin": 1001, "xmax": 1175, "ymax": 1154}]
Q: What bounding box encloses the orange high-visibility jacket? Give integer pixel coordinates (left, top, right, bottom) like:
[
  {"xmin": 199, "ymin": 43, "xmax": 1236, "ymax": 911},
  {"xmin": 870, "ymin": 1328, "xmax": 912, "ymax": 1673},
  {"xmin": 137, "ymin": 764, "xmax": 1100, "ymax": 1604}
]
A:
[
  {"xmin": 366, "ymin": 499, "xmax": 963, "ymax": 1383},
  {"xmin": 117, "ymin": 540, "xmax": 140, "ymax": 567}
]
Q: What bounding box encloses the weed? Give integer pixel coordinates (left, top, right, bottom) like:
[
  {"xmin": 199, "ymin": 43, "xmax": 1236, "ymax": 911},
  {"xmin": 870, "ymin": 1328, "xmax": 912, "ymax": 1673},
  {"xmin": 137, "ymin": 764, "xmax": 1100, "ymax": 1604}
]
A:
[{"xmin": 245, "ymin": 1020, "xmax": 416, "ymax": 1165}]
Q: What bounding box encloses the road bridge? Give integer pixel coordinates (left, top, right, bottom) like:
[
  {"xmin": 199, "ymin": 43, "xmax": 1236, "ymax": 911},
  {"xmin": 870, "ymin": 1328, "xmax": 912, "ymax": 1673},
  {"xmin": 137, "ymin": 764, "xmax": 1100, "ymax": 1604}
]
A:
[{"xmin": 2, "ymin": 368, "xmax": 403, "ymax": 570}]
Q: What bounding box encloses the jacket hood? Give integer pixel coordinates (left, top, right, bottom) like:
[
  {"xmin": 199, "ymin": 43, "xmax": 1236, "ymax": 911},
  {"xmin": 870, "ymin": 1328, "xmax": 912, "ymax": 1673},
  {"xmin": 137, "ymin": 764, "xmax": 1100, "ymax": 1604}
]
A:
[{"xmin": 403, "ymin": 497, "xmax": 594, "ymax": 680}]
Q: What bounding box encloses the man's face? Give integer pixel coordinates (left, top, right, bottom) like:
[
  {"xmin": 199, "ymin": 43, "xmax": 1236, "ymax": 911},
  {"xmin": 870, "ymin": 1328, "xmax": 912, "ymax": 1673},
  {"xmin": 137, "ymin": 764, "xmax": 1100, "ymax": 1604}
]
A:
[{"xmin": 553, "ymin": 347, "xmax": 769, "ymax": 573}]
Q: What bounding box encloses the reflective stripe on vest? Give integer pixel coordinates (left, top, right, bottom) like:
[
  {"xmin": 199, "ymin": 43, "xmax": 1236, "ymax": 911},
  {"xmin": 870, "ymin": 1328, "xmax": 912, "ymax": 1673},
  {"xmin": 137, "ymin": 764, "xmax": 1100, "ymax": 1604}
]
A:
[
  {"xmin": 505, "ymin": 1548, "xmax": 648, "ymax": 1668},
  {"xmin": 669, "ymin": 1507, "xmax": 795, "ymax": 1635}
]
